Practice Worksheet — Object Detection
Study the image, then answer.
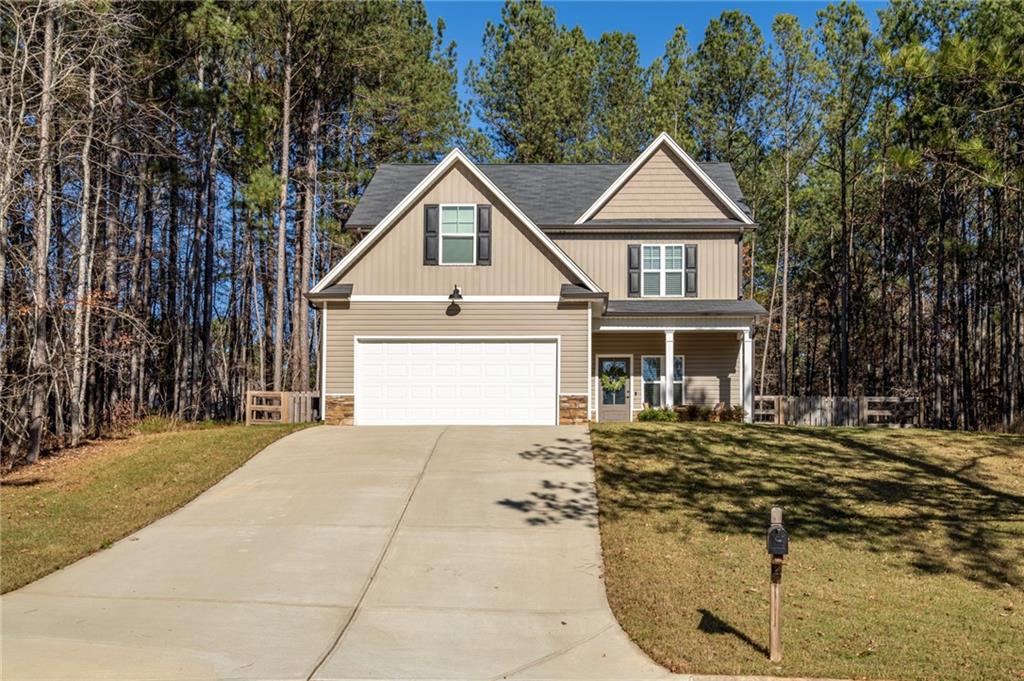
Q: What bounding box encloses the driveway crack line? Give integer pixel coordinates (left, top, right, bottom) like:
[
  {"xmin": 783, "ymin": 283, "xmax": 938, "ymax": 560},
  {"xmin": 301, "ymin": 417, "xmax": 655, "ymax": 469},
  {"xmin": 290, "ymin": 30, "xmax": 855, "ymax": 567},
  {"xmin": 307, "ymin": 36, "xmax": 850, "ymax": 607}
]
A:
[
  {"xmin": 490, "ymin": 621, "xmax": 616, "ymax": 680},
  {"xmin": 305, "ymin": 426, "xmax": 450, "ymax": 681}
]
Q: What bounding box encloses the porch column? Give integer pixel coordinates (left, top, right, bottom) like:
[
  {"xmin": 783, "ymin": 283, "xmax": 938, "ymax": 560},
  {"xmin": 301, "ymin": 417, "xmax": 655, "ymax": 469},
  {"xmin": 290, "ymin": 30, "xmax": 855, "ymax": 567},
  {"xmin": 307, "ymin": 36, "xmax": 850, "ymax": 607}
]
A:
[
  {"xmin": 742, "ymin": 326, "xmax": 753, "ymax": 423},
  {"xmin": 664, "ymin": 330, "xmax": 675, "ymax": 409}
]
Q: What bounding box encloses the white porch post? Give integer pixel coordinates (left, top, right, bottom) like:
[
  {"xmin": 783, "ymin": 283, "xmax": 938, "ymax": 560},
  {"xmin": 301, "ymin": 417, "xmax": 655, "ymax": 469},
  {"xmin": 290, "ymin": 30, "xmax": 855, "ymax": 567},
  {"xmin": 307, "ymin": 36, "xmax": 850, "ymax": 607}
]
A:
[
  {"xmin": 742, "ymin": 326, "xmax": 753, "ymax": 423},
  {"xmin": 664, "ymin": 330, "xmax": 675, "ymax": 409}
]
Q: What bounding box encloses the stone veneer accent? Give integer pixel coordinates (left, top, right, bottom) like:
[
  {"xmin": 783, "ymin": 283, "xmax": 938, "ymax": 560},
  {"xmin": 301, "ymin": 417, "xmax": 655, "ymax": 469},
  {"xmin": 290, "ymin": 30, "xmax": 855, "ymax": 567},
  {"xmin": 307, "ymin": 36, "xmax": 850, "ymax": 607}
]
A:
[
  {"xmin": 559, "ymin": 394, "xmax": 588, "ymax": 425},
  {"xmin": 325, "ymin": 396, "xmax": 354, "ymax": 426}
]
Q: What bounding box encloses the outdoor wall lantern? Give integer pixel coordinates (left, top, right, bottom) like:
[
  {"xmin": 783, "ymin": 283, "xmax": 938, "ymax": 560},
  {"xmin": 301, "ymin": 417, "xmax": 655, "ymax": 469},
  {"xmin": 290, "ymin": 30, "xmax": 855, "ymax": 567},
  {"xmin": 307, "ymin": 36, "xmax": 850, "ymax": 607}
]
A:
[{"xmin": 446, "ymin": 284, "xmax": 463, "ymax": 316}]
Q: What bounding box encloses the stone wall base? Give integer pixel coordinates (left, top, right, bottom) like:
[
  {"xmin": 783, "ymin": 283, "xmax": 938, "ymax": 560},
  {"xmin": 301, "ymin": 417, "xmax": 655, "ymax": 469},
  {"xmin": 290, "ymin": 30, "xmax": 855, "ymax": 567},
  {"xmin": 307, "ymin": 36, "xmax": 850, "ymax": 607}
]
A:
[
  {"xmin": 325, "ymin": 396, "xmax": 354, "ymax": 426},
  {"xmin": 559, "ymin": 394, "xmax": 588, "ymax": 425}
]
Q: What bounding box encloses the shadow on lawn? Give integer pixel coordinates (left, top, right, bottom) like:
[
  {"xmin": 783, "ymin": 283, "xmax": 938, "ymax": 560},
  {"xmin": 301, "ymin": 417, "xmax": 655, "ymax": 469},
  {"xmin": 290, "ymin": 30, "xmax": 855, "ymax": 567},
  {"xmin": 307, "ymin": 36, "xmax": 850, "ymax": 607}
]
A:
[
  {"xmin": 697, "ymin": 609, "xmax": 767, "ymax": 656},
  {"xmin": 593, "ymin": 424, "xmax": 1024, "ymax": 589},
  {"xmin": 495, "ymin": 437, "xmax": 599, "ymax": 528}
]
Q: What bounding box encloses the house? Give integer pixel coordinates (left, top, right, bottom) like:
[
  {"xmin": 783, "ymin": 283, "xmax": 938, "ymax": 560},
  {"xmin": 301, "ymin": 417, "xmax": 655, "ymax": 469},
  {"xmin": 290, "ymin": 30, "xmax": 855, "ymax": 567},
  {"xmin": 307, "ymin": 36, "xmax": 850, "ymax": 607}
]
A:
[{"xmin": 308, "ymin": 133, "xmax": 766, "ymax": 426}]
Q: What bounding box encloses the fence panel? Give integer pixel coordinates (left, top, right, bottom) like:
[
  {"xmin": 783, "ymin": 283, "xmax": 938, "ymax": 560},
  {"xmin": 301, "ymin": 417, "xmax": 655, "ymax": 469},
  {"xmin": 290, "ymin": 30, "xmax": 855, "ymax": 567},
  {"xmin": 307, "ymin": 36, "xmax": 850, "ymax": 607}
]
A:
[{"xmin": 754, "ymin": 396, "xmax": 921, "ymax": 427}]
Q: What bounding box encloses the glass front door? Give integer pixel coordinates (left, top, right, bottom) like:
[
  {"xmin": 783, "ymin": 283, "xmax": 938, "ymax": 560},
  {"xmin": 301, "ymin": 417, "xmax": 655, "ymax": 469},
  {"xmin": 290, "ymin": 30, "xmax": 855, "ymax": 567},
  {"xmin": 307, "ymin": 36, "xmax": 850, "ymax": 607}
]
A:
[{"xmin": 598, "ymin": 357, "xmax": 630, "ymax": 421}]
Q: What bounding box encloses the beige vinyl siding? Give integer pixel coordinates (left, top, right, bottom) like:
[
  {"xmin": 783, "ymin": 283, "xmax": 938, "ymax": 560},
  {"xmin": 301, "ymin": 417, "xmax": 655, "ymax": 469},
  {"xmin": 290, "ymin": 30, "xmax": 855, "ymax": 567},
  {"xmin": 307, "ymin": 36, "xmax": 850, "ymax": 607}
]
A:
[
  {"xmin": 593, "ymin": 331, "xmax": 740, "ymax": 413},
  {"xmin": 325, "ymin": 301, "xmax": 589, "ymax": 394},
  {"xmin": 342, "ymin": 165, "xmax": 575, "ymax": 295},
  {"xmin": 593, "ymin": 146, "xmax": 733, "ymax": 220},
  {"xmin": 556, "ymin": 234, "xmax": 739, "ymax": 299}
]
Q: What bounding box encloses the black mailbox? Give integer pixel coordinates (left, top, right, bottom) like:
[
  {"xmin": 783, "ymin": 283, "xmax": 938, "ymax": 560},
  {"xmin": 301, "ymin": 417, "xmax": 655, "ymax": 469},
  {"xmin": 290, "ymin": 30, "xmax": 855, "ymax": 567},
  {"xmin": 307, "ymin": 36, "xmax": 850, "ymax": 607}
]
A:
[{"xmin": 767, "ymin": 525, "xmax": 789, "ymax": 556}]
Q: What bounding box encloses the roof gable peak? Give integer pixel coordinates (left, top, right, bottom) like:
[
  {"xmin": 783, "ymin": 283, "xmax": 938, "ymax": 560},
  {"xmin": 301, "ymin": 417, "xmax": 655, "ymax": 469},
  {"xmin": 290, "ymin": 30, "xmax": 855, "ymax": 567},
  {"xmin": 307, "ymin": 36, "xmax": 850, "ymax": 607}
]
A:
[
  {"xmin": 574, "ymin": 132, "xmax": 754, "ymax": 225},
  {"xmin": 310, "ymin": 148, "xmax": 601, "ymax": 294}
]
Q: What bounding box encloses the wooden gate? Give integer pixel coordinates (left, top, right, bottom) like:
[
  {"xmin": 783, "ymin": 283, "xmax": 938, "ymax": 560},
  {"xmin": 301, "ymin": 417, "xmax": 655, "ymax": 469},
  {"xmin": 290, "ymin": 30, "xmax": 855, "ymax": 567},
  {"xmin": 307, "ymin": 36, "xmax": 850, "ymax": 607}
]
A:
[{"xmin": 245, "ymin": 391, "xmax": 319, "ymax": 425}]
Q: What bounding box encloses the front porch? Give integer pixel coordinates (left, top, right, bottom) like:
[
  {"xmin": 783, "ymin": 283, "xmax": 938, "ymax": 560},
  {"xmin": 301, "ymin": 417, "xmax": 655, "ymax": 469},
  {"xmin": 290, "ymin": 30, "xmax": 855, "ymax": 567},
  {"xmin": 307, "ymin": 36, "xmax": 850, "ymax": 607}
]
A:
[{"xmin": 590, "ymin": 324, "xmax": 753, "ymax": 423}]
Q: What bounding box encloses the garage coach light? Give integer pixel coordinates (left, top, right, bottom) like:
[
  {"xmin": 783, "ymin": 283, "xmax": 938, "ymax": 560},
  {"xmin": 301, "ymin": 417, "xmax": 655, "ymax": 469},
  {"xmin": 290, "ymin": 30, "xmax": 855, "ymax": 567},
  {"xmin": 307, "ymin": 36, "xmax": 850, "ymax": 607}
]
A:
[{"xmin": 449, "ymin": 285, "xmax": 463, "ymax": 301}]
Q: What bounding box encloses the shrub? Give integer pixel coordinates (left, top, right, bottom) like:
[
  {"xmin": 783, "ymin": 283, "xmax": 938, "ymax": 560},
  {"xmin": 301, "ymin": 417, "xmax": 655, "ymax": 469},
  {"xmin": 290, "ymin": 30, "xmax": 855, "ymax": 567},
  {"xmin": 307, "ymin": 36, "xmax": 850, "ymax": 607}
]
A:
[{"xmin": 638, "ymin": 407, "xmax": 677, "ymax": 422}]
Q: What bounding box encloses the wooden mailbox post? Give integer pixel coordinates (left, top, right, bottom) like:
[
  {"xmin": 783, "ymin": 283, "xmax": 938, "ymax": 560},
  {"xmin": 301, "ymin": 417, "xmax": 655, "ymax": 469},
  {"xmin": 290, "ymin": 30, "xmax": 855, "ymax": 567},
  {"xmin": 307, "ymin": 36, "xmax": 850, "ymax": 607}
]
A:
[{"xmin": 767, "ymin": 506, "xmax": 789, "ymax": 663}]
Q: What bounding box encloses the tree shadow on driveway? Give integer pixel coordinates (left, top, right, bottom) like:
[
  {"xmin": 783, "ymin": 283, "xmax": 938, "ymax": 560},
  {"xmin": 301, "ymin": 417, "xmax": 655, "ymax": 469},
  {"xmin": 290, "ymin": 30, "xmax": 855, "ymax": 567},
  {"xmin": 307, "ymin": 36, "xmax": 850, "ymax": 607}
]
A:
[{"xmin": 495, "ymin": 437, "xmax": 598, "ymax": 528}]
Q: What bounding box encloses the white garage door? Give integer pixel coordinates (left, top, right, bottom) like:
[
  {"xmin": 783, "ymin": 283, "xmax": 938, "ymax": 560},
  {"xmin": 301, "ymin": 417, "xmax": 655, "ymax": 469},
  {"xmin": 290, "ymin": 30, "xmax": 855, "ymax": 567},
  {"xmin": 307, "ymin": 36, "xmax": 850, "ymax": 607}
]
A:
[{"xmin": 354, "ymin": 339, "xmax": 558, "ymax": 425}]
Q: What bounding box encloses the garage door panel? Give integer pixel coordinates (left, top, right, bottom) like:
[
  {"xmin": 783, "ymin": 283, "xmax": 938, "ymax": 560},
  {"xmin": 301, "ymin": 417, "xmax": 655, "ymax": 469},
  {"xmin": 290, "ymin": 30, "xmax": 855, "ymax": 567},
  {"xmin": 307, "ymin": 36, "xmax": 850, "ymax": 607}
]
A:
[{"xmin": 355, "ymin": 339, "xmax": 557, "ymax": 425}]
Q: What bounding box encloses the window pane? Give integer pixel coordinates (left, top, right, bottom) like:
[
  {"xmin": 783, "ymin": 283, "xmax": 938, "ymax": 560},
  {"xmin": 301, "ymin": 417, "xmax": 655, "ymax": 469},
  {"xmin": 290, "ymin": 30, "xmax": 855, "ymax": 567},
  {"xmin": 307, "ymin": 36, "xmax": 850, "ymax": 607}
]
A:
[
  {"xmin": 643, "ymin": 272, "xmax": 660, "ymax": 296},
  {"xmin": 673, "ymin": 356, "xmax": 684, "ymax": 381},
  {"xmin": 600, "ymin": 359, "xmax": 628, "ymax": 405},
  {"xmin": 644, "ymin": 382, "xmax": 662, "ymax": 407},
  {"xmin": 441, "ymin": 236, "xmax": 473, "ymax": 263},
  {"xmin": 665, "ymin": 271, "xmax": 683, "ymax": 296},
  {"xmin": 642, "ymin": 357, "xmax": 661, "ymax": 382},
  {"xmin": 664, "ymin": 245, "xmax": 683, "ymax": 269},
  {"xmin": 673, "ymin": 382, "xmax": 683, "ymax": 405},
  {"xmin": 643, "ymin": 245, "xmax": 661, "ymax": 269},
  {"xmin": 441, "ymin": 206, "xmax": 475, "ymax": 234}
]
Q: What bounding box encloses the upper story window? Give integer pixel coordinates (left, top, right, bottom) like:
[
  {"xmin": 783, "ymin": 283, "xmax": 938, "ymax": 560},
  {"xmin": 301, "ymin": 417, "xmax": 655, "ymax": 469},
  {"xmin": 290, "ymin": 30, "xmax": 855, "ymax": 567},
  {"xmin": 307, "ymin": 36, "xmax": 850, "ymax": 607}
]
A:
[
  {"xmin": 440, "ymin": 205, "xmax": 476, "ymax": 265},
  {"xmin": 642, "ymin": 244, "xmax": 694, "ymax": 297}
]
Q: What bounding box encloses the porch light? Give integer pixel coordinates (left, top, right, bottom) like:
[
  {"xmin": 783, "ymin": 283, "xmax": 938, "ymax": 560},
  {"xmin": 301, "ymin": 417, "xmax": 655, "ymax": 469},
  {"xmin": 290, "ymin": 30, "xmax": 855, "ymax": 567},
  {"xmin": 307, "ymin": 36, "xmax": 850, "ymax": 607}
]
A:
[{"xmin": 449, "ymin": 285, "xmax": 463, "ymax": 301}]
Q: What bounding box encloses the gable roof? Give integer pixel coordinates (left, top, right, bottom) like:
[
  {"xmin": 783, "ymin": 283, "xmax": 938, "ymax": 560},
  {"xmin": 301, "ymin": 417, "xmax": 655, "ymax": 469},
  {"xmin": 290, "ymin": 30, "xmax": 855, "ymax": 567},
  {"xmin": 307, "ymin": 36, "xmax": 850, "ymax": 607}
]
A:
[
  {"xmin": 575, "ymin": 133, "xmax": 755, "ymax": 225},
  {"xmin": 311, "ymin": 149, "xmax": 602, "ymax": 294},
  {"xmin": 346, "ymin": 154, "xmax": 751, "ymax": 229}
]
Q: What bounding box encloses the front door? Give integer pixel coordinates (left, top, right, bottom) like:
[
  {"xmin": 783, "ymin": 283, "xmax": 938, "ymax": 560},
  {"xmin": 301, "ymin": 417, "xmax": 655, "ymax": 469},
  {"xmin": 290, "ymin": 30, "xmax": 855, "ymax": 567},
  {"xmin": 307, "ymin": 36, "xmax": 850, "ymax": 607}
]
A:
[{"xmin": 598, "ymin": 357, "xmax": 631, "ymax": 422}]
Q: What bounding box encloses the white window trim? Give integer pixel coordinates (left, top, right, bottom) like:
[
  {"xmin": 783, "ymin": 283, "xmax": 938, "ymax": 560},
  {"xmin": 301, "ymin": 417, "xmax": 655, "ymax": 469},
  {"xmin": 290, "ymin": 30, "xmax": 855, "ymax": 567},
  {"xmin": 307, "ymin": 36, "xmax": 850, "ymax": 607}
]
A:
[
  {"xmin": 438, "ymin": 204, "xmax": 476, "ymax": 266},
  {"xmin": 673, "ymin": 355, "xmax": 686, "ymax": 405},
  {"xmin": 640, "ymin": 354, "xmax": 685, "ymax": 407},
  {"xmin": 641, "ymin": 244, "xmax": 686, "ymax": 298},
  {"xmin": 640, "ymin": 354, "xmax": 664, "ymax": 407}
]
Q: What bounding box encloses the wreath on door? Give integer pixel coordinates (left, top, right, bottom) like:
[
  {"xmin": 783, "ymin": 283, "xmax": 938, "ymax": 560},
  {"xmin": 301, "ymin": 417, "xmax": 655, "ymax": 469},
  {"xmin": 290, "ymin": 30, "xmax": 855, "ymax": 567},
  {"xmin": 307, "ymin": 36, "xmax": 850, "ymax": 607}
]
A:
[{"xmin": 600, "ymin": 364, "xmax": 628, "ymax": 393}]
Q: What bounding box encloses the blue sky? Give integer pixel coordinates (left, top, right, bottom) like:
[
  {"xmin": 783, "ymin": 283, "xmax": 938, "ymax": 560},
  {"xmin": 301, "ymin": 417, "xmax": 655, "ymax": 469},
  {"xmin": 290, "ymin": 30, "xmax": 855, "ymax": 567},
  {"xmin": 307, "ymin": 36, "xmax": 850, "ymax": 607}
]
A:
[{"xmin": 425, "ymin": 0, "xmax": 886, "ymax": 120}]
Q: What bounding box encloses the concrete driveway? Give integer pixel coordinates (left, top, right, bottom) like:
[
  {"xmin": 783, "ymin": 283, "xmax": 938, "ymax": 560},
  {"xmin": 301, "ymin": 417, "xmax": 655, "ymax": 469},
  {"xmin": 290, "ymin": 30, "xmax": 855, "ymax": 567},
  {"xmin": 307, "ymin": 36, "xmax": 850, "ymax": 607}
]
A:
[{"xmin": 1, "ymin": 426, "xmax": 669, "ymax": 681}]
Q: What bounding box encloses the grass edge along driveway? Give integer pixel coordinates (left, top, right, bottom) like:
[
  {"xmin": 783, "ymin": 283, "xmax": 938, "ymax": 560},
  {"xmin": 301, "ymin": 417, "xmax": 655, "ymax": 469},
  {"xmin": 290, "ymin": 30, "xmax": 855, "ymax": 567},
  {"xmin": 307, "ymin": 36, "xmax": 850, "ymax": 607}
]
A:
[
  {"xmin": 590, "ymin": 422, "xmax": 1024, "ymax": 681},
  {"xmin": 1, "ymin": 422, "xmax": 307, "ymax": 593}
]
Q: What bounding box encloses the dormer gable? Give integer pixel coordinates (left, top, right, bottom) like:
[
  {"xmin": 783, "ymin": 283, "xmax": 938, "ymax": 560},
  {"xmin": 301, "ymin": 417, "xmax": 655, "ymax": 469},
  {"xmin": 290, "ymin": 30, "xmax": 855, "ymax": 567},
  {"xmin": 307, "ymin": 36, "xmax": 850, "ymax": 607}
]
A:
[{"xmin": 575, "ymin": 133, "xmax": 755, "ymax": 225}]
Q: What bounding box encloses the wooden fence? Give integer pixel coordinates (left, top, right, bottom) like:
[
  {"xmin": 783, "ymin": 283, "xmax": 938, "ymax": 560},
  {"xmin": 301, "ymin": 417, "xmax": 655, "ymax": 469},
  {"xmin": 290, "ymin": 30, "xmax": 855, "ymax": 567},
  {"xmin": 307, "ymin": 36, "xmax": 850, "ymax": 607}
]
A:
[
  {"xmin": 245, "ymin": 391, "xmax": 319, "ymax": 425},
  {"xmin": 754, "ymin": 395, "xmax": 921, "ymax": 428}
]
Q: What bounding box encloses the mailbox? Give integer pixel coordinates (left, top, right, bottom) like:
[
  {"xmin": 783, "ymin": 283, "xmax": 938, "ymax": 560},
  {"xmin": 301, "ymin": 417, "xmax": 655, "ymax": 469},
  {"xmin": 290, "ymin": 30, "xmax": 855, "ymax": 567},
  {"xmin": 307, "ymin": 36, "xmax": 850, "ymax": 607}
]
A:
[{"xmin": 767, "ymin": 525, "xmax": 789, "ymax": 556}]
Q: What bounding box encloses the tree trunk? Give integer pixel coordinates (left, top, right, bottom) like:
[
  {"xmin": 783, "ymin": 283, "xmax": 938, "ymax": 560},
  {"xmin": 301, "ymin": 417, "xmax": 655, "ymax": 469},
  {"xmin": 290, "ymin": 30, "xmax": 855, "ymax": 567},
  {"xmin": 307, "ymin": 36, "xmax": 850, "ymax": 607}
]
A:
[
  {"xmin": 27, "ymin": 1, "xmax": 55, "ymax": 463},
  {"xmin": 779, "ymin": 149, "xmax": 791, "ymax": 397},
  {"xmin": 70, "ymin": 64, "xmax": 96, "ymax": 447},
  {"xmin": 273, "ymin": 4, "xmax": 292, "ymax": 391}
]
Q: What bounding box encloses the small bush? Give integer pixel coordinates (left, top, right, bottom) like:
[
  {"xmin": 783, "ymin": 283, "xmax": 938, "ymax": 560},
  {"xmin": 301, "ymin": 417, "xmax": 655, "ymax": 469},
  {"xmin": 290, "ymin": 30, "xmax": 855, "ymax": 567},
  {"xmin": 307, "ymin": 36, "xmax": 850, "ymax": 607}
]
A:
[
  {"xmin": 638, "ymin": 407, "xmax": 677, "ymax": 422},
  {"xmin": 674, "ymin": 404, "xmax": 746, "ymax": 423}
]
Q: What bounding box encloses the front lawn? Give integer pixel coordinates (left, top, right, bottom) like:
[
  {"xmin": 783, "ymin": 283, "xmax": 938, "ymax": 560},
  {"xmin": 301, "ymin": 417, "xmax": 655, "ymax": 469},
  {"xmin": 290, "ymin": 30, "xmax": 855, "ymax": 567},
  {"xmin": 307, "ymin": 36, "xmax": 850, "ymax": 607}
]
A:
[
  {"xmin": 591, "ymin": 422, "xmax": 1024, "ymax": 681},
  {"xmin": 1, "ymin": 421, "xmax": 307, "ymax": 593}
]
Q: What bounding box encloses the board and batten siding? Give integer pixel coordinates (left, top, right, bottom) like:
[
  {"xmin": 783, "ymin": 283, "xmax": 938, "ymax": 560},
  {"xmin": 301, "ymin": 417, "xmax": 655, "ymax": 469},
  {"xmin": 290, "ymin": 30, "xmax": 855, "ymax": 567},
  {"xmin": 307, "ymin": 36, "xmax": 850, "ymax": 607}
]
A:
[
  {"xmin": 341, "ymin": 164, "xmax": 576, "ymax": 295},
  {"xmin": 593, "ymin": 146, "xmax": 733, "ymax": 220},
  {"xmin": 555, "ymin": 233, "xmax": 739, "ymax": 299},
  {"xmin": 325, "ymin": 301, "xmax": 589, "ymax": 395},
  {"xmin": 593, "ymin": 331, "xmax": 740, "ymax": 412}
]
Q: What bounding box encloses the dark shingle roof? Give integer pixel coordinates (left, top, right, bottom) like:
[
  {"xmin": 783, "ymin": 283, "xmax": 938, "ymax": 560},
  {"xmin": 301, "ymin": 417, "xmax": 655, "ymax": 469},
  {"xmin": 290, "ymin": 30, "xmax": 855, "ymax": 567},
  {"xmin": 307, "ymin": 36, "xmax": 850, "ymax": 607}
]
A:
[
  {"xmin": 305, "ymin": 284, "xmax": 352, "ymax": 301},
  {"xmin": 604, "ymin": 299, "xmax": 767, "ymax": 317},
  {"xmin": 560, "ymin": 283, "xmax": 608, "ymax": 300},
  {"xmin": 346, "ymin": 162, "xmax": 750, "ymax": 228}
]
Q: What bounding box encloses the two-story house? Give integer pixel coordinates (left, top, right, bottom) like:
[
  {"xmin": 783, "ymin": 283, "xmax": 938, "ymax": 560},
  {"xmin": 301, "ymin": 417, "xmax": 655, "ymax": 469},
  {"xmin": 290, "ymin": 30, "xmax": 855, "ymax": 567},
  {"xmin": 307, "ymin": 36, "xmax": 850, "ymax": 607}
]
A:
[{"xmin": 308, "ymin": 133, "xmax": 766, "ymax": 426}]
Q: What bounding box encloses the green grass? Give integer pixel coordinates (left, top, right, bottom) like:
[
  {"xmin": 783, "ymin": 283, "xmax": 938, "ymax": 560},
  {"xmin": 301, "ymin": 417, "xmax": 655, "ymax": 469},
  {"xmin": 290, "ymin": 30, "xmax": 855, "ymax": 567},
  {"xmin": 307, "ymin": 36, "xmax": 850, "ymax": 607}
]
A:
[
  {"xmin": 591, "ymin": 423, "xmax": 1024, "ymax": 681},
  {"xmin": 1, "ymin": 421, "xmax": 308, "ymax": 593}
]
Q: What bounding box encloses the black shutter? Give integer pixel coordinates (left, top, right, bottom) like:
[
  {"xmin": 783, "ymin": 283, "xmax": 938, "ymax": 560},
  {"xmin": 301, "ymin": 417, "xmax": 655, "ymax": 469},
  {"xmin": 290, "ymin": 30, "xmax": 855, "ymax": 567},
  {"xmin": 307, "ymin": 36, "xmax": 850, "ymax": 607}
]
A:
[
  {"xmin": 476, "ymin": 204, "xmax": 491, "ymax": 265},
  {"xmin": 423, "ymin": 204, "xmax": 439, "ymax": 265},
  {"xmin": 627, "ymin": 244, "xmax": 641, "ymax": 297},
  {"xmin": 684, "ymin": 244, "xmax": 698, "ymax": 297}
]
